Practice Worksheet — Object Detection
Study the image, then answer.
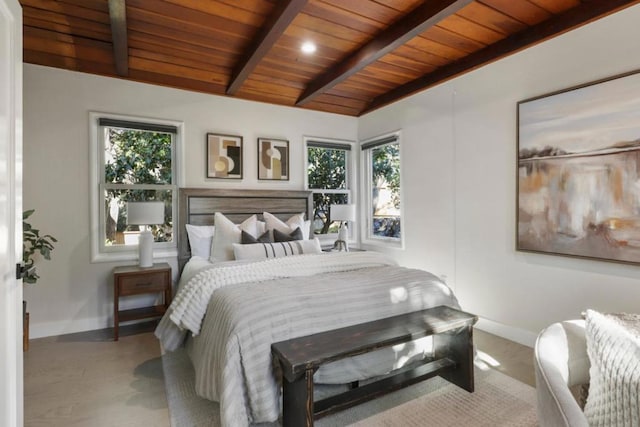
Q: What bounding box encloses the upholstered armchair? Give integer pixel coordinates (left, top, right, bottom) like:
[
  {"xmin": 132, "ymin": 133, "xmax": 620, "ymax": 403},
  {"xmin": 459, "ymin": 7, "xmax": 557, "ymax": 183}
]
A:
[{"xmin": 533, "ymin": 320, "xmax": 590, "ymax": 427}]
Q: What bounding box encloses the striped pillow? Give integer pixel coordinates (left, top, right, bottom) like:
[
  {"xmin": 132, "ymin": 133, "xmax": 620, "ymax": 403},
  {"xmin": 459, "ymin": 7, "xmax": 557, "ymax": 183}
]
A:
[{"xmin": 232, "ymin": 238, "xmax": 321, "ymax": 261}]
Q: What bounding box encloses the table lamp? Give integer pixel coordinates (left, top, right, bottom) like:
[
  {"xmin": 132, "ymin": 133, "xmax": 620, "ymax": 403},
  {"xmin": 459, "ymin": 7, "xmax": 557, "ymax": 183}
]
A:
[
  {"xmin": 126, "ymin": 201, "xmax": 164, "ymax": 267},
  {"xmin": 330, "ymin": 204, "xmax": 355, "ymax": 251}
]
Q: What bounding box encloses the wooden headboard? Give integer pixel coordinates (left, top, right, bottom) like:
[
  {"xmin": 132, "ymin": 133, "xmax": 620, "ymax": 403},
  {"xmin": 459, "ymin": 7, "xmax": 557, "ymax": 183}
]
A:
[{"xmin": 177, "ymin": 188, "xmax": 313, "ymax": 270}]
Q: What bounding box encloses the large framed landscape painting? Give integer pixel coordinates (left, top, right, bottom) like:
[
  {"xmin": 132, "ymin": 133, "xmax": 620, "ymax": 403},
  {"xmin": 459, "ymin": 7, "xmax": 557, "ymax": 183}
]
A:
[{"xmin": 517, "ymin": 71, "xmax": 640, "ymax": 265}]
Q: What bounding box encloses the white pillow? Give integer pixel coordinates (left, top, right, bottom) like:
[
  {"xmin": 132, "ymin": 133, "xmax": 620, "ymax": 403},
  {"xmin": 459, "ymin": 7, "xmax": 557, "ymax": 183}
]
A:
[
  {"xmin": 583, "ymin": 309, "xmax": 640, "ymax": 426},
  {"xmin": 210, "ymin": 213, "xmax": 259, "ymax": 262},
  {"xmin": 263, "ymin": 211, "xmax": 310, "ymax": 240},
  {"xmin": 233, "ymin": 238, "xmax": 321, "ymax": 261},
  {"xmin": 185, "ymin": 224, "xmax": 215, "ymax": 259}
]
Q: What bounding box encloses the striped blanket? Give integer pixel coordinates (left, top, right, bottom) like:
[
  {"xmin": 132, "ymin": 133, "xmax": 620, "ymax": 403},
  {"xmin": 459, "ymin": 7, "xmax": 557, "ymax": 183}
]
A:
[{"xmin": 156, "ymin": 252, "xmax": 459, "ymax": 427}]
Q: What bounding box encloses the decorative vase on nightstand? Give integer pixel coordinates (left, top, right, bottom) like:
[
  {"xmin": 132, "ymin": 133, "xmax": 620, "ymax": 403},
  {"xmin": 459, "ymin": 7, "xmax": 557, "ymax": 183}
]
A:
[
  {"xmin": 126, "ymin": 201, "xmax": 165, "ymax": 268},
  {"xmin": 333, "ymin": 223, "xmax": 349, "ymax": 251},
  {"xmin": 330, "ymin": 204, "xmax": 356, "ymax": 252}
]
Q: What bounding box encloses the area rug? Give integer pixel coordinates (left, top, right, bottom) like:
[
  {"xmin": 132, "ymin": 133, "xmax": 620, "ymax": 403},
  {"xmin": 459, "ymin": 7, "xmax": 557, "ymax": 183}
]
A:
[{"xmin": 161, "ymin": 347, "xmax": 537, "ymax": 427}]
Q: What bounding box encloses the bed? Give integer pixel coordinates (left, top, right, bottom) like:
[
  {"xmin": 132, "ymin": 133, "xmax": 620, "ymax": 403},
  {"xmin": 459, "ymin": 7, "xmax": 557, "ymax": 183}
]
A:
[{"xmin": 156, "ymin": 188, "xmax": 461, "ymax": 427}]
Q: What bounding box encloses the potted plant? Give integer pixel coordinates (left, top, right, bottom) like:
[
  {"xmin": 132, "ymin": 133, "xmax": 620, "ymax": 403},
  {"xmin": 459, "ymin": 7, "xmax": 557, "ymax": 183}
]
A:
[
  {"xmin": 23, "ymin": 209, "xmax": 57, "ymax": 284},
  {"xmin": 22, "ymin": 209, "xmax": 57, "ymax": 351}
]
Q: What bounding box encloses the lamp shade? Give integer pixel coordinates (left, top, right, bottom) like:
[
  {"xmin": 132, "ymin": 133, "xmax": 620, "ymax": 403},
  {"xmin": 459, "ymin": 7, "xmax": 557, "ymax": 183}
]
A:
[
  {"xmin": 126, "ymin": 201, "xmax": 165, "ymax": 226},
  {"xmin": 330, "ymin": 204, "xmax": 356, "ymax": 222}
]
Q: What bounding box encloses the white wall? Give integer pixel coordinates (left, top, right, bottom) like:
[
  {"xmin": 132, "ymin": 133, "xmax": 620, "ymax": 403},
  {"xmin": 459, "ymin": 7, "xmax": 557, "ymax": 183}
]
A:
[
  {"xmin": 359, "ymin": 5, "xmax": 640, "ymax": 345},
  {"xmin": 23, "ymin": 65, "xmax": 357, "ymax": 338}
]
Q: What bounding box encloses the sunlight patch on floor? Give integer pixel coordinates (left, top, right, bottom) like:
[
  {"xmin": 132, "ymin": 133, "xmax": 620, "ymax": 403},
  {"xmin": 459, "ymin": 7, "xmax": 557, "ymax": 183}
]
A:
[{"xmin": 474, "ymin": 349, "xmax": 501, "ymax": 371}]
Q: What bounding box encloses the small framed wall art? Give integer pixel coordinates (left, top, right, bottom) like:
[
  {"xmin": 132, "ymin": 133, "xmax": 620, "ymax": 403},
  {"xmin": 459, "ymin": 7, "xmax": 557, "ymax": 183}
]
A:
[
  {"xmin": 207, "ymin": 133, "xmax": 242, "ymax": 179},
  {"xmin": 258, "ymin": 137, "xmax": 289, "ymax": 180}
]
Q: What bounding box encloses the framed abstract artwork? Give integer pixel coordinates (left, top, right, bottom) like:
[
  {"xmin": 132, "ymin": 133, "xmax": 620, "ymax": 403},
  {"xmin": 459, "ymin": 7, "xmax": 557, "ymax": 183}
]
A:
[
  {"xmin": 207, "ymin": 133, "xmax": 242, "ymax": 179},
  {"xmin": 258, "ymin": 138, "xmax": 289, "ymax": 180},
  {"xmin": 517, "ymin": 70, "xmax": 640, "ymax": 265}
]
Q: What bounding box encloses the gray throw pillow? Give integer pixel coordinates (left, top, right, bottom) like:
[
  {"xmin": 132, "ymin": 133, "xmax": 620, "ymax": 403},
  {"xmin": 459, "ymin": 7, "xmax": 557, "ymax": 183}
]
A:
[
  {"xmin": 241, "ymin": 230, "xmax": 272, "ymax": 244},
  {"xmin": 274, "ymin": 227, "xmax": 303, "ymax": 242}
]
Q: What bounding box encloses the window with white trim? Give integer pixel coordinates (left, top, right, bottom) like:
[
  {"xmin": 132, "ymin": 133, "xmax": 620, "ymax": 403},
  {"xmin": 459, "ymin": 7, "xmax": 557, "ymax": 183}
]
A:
[
  {"xmin": 90, "ymin": 114, "xmax": 180, "ymax": 261},
  {"xmin": 361, "ymin": 133, "xmax": 402, "ymax": 245},
  {"xmin": 305, "ymin": 137, "xmax": 355, "ymax": 240}
]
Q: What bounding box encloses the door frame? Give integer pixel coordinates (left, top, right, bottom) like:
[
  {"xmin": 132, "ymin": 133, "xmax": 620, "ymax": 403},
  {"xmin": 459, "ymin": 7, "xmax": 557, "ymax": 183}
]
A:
[{"xmin": 0, "ymin": 0, "xmax": 23, "ymax": 425}]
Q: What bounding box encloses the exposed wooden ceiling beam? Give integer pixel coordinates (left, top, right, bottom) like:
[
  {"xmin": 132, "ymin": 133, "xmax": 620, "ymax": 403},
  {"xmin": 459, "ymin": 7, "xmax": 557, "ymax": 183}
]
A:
[
  {"xmin": 226, "ymin": 0, "xmax": 308, "ymax": 95},
  {"xmin": 108, "ymin": 0, "xmax": 128, "ymax": 77},
  {"xmin": 363, "ymin": 0, "xmax": 640, "ymax": 115},
  {"xmin": 295, "ymin": 0, "xmax": 473, "ymax": 106}
]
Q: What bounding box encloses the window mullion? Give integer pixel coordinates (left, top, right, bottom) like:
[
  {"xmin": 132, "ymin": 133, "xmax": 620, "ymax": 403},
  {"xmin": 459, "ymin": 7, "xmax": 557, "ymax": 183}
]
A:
[
  {"xmin": 310, "ymin": 189, "xmax": 349, "ymax": 194},
  {"xmin": 103, "ymin": 183, "xmax": 175, "ymax": 191}
]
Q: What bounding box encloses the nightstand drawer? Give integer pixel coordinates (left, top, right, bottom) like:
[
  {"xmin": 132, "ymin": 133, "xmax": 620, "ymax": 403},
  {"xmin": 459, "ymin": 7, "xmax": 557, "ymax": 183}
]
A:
[{"xmin": 118, "ymin": 271, "xmax": 167, "ymax": 295}]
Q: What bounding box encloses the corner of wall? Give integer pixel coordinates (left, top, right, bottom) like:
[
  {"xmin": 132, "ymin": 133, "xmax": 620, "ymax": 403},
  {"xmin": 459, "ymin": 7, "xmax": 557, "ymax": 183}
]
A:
[{"xmin": 475, "ymin": 317, "xmax": 538, "ymax": 348}]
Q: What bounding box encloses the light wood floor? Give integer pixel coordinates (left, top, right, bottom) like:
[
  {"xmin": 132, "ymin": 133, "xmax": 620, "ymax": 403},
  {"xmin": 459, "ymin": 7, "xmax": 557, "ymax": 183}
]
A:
[
  {"xmin": 24, "ymin": 324, "xmax": 534, "ymax": 426},
  {"xmin": 24, "ymin": 322, "xmax": 170, "ymax": 427}
]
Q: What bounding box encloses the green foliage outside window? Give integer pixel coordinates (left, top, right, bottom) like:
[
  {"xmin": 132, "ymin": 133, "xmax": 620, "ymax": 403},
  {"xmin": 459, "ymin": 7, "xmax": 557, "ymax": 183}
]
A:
[
  {"xmin": 371, "ymin": 143, "xmax": 400, "ymax": 208},
  {"xmin": 307, "ymin": 141, "xmax": 401, "ymax": 238},
  {"xmin": 104, "ymin": 128, "xmax": 173, "ymax": 245},
  {"xmin": 307, "ymin": 147, "xmax": 347, "ymax": 234},
  {"xmin": 307, "ymin": 147, "xmax": 346, "ymax": 190},
  {"xmin": 105, "ymin": 129, "xmax": 172, "ymax": 185},
  {"xmin": 371, "ymin": 143, "xmax": 401, "ymax": 238}
]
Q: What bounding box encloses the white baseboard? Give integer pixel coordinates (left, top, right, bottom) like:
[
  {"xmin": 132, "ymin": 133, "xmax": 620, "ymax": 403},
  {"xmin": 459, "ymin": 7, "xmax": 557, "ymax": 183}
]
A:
[
  {"xmin": 28, "ymin": 317, "xmax": 109, "ymax": 339},
  {"xmin": 475, "ymin": 317, "xmax": 537, "ymax": 348}
]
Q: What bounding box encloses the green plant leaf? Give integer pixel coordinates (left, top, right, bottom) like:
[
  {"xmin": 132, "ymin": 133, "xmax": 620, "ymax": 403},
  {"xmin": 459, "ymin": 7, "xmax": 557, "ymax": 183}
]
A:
[{"xmin": 22, "ymin": 209, "xmax": 56, "ymax": 285}]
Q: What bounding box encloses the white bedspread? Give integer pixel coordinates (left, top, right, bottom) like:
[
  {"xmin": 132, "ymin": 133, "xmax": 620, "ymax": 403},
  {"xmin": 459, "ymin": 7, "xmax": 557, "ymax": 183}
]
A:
[{"xmin": 156, "ymin": 252, "xmax": 459, "ymax": 427}]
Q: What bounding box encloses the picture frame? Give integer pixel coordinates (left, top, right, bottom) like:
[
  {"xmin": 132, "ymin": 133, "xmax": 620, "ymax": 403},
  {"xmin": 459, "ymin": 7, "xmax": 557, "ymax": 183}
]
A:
[
  {"xmin": 206, "ymin": 133, "xmax": 243, "ymax": 179},
  {"xmin": 258, "ymin": 137, "xmax": 289, "ymax": 181},
  {"xmin": 517, "ymin": 69, "xmax": 640, "ymax": 265}
]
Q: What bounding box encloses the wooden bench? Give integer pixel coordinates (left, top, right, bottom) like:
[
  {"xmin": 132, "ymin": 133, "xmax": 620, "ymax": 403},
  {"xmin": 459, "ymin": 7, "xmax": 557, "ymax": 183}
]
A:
[{"xmin": 271, "ymin": 305, "xmax": 478, "ymax": 427}]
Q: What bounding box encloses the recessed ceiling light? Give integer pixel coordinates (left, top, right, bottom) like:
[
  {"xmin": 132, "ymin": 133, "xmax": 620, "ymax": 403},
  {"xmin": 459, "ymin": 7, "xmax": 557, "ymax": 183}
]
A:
[{"xmin": 301, "ymin": 41, "xmax": 316, "ymax": 54}]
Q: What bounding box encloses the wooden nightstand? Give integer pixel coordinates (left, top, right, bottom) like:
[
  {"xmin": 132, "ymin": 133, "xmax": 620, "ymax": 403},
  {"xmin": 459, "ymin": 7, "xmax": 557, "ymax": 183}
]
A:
[{"xmin": 113, "ymin": 262, "xmax": 172, "ymax": 341}]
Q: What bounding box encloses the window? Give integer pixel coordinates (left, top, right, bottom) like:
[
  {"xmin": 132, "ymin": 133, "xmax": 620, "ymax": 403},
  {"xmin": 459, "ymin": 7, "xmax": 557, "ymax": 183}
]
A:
[
  {"xmin": 90, "ymin": 113, "xmax": 182, "ymax": 262},
  {"xmin": 305, "ymin": 137, "xmax": 355, "ymax": 240},
  {"xmin": 361, "ymin": 133, "xmax": 402, "ymax": 245}
]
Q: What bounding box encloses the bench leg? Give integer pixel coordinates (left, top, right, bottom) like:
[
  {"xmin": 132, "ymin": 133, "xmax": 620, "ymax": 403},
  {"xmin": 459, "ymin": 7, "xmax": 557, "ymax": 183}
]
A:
[
  {"xmin": 434, "ymin": 325, "xmax": 475, "ymax": 392},
  {"xmin": 282, "ymin": 368, "xmax": 315, "ymax": 427}
]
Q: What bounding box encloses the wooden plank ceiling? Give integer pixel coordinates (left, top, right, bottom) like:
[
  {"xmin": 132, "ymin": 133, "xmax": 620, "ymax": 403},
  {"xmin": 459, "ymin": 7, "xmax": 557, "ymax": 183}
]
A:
[{"xmin": 21, "ymin": 0, "xmax": 640, "ymax": 116}]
